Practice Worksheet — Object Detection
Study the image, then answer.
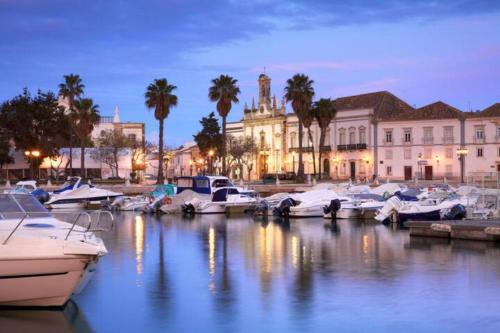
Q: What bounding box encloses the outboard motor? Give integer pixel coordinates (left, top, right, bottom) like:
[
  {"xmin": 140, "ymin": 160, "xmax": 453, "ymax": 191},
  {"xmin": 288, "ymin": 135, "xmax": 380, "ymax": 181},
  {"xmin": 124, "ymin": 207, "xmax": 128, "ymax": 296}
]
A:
[
  {"xmin": 374, "ymin": 196, "xmax": 402, "ymax": 223},
  {"xmin": 182, "ymin": 203, "xmax": 196, "ymax": 216},
  {"xmin": 255, "ymin": 200, "xmax": 269, "ymax": 215},
  {"xmin": 273, "ymin": 198, "xmax": 296, "ymax": 218},
  {"xmin": 443, "ymin": 204, "xmax": 466, "ymax": 220},
  {"xmin": 323, "ymin": 199, "xmax": 341, "ymax": 220},
  {"xmin": 31, "ymin": 188, "xmax": 50, "ymax": 204}
]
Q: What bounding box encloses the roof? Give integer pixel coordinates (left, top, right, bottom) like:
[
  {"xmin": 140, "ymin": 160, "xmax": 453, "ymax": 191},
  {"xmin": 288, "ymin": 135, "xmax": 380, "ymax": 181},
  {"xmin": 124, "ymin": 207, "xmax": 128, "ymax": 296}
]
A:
[
  {"xmin": 466, "ymin": 103, "xmax": 500, "ymax": 118},
  {"xmin": 409, "ymin": 101, "xmax": 464, "ymax": 120},
  {"xmin": 334, "ymin": 91, "xmax": 414, "ymax": 120}
]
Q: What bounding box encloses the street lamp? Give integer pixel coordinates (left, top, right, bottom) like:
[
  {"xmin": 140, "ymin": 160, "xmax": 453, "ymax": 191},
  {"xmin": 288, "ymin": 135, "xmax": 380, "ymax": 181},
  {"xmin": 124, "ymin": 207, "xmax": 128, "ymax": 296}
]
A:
[
  {"xmin": 24, "ymin": 149, "xmax": 40, "ymax": 179},
  {"xmin": 291, "ymin": 151, "xmax": 296, "ymax": 174},
  {"xmin": 208, "ymin": 149, "xmax": 214, "ymax": 174},
  {"xmin": 457, "ymin": 147, "xmax": 468, "ymax": 184}
]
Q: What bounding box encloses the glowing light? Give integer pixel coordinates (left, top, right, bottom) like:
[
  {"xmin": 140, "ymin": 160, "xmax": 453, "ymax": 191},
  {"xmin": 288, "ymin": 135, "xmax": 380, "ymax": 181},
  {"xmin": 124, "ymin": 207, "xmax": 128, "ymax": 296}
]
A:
[
  {"xmin": 362, "ymin": 234, "xmax": 369, "ymax": 255},
  {"xmin": 208, "ymin": 226, "xmax": 215, "ymax": 277},
  {"xmin": 135, "ymin": 215, "xmax": 145, "ymax": 275},
  {"xmin": 291, "ymin": 236, "xmax": 299, "ymax": 268},
  {"xmin": 32, "ymin": 150, "xmax": 40, "ymax": 157}
]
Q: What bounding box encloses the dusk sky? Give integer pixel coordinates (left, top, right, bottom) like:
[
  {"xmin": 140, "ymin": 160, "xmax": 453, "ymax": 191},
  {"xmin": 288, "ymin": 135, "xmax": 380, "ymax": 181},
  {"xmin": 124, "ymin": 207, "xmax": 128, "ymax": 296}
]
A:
[{"xmin": 1, "ymin": 0, "xmax": 499, "ymax": 147}]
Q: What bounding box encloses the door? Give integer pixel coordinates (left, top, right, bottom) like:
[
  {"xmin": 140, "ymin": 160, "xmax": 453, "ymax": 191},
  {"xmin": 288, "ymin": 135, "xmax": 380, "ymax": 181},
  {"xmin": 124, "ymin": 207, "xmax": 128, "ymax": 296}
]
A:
[
  {"xmin": 350, "ymin": 161, "xmax": 356, "ymax": 180},
  {"xmin": 425, "ymin": 166, "xmax": 433, "ymax": 180},
  {"xmin": 497, "ymin": 164, "xmax": 500, "ymax": 172},
  {"xmin": 323, "ymin": 159, "xmax": 330, "ymax": 176},
  {"xmin": 404, "ymin": 166, "xmax": 412, "ymax": 180}
]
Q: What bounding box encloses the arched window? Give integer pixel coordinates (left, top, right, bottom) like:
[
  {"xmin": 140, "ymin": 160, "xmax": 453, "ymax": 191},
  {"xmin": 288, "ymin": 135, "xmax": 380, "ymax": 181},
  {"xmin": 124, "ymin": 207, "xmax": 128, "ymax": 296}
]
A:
[{"xmin": 290, "ymin": 131, "xmax": 297, "ymax": 148}]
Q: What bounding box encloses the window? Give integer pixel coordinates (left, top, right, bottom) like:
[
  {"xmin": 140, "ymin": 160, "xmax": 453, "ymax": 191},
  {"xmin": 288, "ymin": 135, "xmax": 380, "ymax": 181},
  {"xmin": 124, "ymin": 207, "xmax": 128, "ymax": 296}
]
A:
[
  {"xmin": 384, "ymin": 130, "xmax": 393, "ymax": 143},
  {"xmin": 423, "ymin": 127, "xmax": 433, "ymax": 144},
  {"xmin": 359, "ymin": 127, "xmax": 366, "ymax": 144},
  {"xmin": 404, "ymin": 149, "xmax": 412, "ymax": 160},
  {"xmin": 349, "ymin": 128, "xmax": 356, "ymax": 145},
  {"xmin": 424, "ymin": 148, "xmax": 432, "ymax": 159},
  {"xmin": 385, "ymin": 149, "xmax": 393, "ymax": 160},
  {"xmin": 445, "ymin": 147, "xmax": 453, "ymax": 159},
  {"xmin": 497, "ymin": 126, "xmax": 500, "ymax": 138},
  {"xmin": 403, "ymin": 128, "xmax": 412, "ymax": 143},
  {"xmin": 498, "ymin": 147, "xmax": 500, "ymax": 157},
  {"xmin": 339, "ymin": 129, "xmax": 346, "ymax": 145},
  {"xmin": 475, "ymin": 126, "xmax": 485, "ymax": 140},
  {"xmin": 443, "ymin": 126, "xmax": 454, "ymax": 143},
  {"xmin": 290, "ymin": 132, "xmax": 297, "ymax": 147},
  {"xmin": 386, "ymin": 166, "xmax": 392, "ymax": 176},
  {"xmin": 127, "ymin": 134, "xmax": 137, "ymax": 142},
  {"xmin": 325, "ymin": 128, "xmax": 331, "ymax": 145},
  {"xmin": 477, "ymin": 147, "xmax": 484, "ymax": 157}
]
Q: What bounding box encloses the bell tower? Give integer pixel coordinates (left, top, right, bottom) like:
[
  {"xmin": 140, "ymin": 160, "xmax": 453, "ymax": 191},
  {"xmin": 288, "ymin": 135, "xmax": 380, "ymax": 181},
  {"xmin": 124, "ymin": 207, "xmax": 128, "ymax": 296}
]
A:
[{"xmin": 258, "ymin": 74, "xmax": 271, "ymax": 108}]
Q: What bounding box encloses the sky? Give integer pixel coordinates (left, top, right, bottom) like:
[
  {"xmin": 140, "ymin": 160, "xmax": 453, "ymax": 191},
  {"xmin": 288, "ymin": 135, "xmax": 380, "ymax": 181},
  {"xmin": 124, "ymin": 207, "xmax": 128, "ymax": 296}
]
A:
[{"xmin": 1, "ymin": 0, "xmax": 499, "ymax": 147}]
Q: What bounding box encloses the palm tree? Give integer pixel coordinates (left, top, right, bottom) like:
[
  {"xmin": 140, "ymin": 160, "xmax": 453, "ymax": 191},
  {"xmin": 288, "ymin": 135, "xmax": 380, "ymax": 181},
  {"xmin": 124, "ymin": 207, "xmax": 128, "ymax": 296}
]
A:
[
  {"xmin": 284, "ymin": 74, "xmax": 315, "ymax": 182},
  {"xmin": 73, "ymin": 98, "xmax": 100, "ymax": 177},
  {"xmin": 58, "ymin": 74, "xmax": 85, "ymax": 175},
  {"xmin": 145, "ymin": 79, "xmax": 178, "ymax": 184},
  {"xmin": 301, "ymin": 107, "xmax": 316, "ymax": 178},
  {"xmin": 208, "ymin": 75, "xmax": 240, "ymax": 175},
  {"xmin": 313, "ymin": 98, "xmax": 337, "ymax": 179}
]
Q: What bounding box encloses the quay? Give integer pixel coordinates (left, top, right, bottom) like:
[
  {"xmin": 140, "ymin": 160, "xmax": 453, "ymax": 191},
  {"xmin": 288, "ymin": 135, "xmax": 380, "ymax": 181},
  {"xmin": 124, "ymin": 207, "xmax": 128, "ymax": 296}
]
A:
[{"xmin": 406, "ymin": 220, "xmax": 500, "ymax": 242}]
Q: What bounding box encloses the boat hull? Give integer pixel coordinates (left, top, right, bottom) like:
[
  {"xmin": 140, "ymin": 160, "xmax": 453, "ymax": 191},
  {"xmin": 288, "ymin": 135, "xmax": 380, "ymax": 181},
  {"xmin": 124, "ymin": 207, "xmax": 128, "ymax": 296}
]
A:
[{"xmin": 0, "ymin": 256, "xmax": 96, "ymax": 307}]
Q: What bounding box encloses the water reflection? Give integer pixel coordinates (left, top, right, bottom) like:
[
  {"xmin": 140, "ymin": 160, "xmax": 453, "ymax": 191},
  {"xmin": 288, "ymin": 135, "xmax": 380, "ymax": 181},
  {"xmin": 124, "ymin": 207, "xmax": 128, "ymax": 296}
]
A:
[{"xmin": 6, "ymin": 212, "xmax": 500, "ymax": 332}]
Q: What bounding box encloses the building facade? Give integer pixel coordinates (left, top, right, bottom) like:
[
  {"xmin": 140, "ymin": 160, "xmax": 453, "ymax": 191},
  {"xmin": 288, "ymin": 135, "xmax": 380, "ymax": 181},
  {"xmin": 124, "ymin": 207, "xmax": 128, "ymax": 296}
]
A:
[{"xmin": 171, "ymin": 75, "xmax": 499, "ymax": 181}]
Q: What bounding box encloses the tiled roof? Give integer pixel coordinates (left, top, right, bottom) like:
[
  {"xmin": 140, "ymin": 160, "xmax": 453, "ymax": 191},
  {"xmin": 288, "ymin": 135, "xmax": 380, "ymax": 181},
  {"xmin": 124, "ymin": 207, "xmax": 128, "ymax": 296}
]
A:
[
  {"xmin": 466, "ymin": 103, "xmax": 500, "ymax": 118},
  {"xmin": 334, "ymin": 91, "xmax": 414, "ymax": 120},
  {"xmin": 410, "ymin": 101, "xmax": 465, "ymax": 120}
]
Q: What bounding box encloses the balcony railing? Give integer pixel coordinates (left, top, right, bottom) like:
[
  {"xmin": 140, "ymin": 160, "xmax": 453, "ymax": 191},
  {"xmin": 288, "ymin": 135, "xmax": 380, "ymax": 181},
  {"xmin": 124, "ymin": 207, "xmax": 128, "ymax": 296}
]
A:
[
  {"xmin": 402, "ymin": 138, "xmax": 413, "ymax": 145},
  {"xmin": 337, "ymin": 143, "xmax": 367, "ymax": 151},
  {"xmin": 319, "ymin": 145, "xmax": 331, "ymax": 152},
  {"xmin": 383, "ymin": 140, "xmax": 393, "ymax": 145},
  {"xmin": 288, "ymin": 146, "xmax": 313, "ymax": 153},
  {"xmin": 473, "ymin": 136, "xmax": 485, "ymax": 144},
  {"xmin": 422, "ymin": 137, "xmax": 434, "ymax": 145},
  {"xmin": 442, "ymin": 136, "xmax": 454, "ymax": 144}
]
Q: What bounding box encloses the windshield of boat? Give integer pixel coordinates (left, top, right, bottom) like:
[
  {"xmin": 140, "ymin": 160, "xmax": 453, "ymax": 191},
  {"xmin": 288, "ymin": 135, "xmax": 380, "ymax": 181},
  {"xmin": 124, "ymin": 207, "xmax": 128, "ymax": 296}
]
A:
[
  {"xmin": 0, "ymin": 194, "xmax": 51, "ymax": 219},
  {"xmin": 212, "ymin": 179, "xmax": 233, "ymax": 188}
]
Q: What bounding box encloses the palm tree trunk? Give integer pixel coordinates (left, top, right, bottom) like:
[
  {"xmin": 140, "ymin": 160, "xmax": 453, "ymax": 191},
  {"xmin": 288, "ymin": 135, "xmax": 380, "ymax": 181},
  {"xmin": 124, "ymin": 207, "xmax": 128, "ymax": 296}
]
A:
[
  {"xmin": 308, "ymin": 129, "xmax": 316, "ymax": 178},
  {"xmin": 69, "ymin": 137, "xmax": 73, "ymax": 176},
  {"xmin": 222, "ymin": 116, "xmax": 227, "ymax": 175},
  {"xmin": 157, "ymin": 118, "xmax": 164, "ymax": 184},
  {"xmin": 318, "ymin": 129, "xmax": 325, "ymax": 180},
  {"xmin": 80, "ymin": 143, "xmax": 85, "ymax": 178},
  {"xmin": 297, "ymin": 121, "xmax": 304, "ymax": 182}
]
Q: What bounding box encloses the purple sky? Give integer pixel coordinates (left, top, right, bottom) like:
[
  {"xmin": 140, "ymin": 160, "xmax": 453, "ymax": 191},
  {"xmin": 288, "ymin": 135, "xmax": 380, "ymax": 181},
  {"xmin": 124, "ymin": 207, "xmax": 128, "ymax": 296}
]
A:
[{"xmin": 1, "ymin": 0, "xmax": 499, "ymax": 146}]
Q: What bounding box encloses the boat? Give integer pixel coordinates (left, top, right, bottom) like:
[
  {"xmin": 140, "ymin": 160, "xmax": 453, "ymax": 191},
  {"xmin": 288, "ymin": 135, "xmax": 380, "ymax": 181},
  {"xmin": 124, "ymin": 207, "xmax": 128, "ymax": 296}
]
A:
[
  {"xmin": 110, "ymin": 195, "xmax": 150, "ymax": 211},
  {"xmin": 0, "ymin": 193, "xmax": 108, "ymax": 307},
  {"xmin": 182, "ymin": 187, "xmax": 257, "ymax": 214},
  {"xmin": 142, "ymin": 184, "xmax": 177, "ymax": 213},
  {"xmin": 323, "ymin": 193, "xmax": 385, "ymax": 219},
  {"xmin": 273, "ymin": 189, "xmax": 344, "ymax": 218},
  {"xmin": 4, "ymin": 180, "xmax": 50, "ymax": 203},
  {"xmin": 45, "ymin": 183, "xmax": 123, "ymax": 209},
  {"xmin": 52, "ymin": 177, "xmax": 84, "ymax": 194}
]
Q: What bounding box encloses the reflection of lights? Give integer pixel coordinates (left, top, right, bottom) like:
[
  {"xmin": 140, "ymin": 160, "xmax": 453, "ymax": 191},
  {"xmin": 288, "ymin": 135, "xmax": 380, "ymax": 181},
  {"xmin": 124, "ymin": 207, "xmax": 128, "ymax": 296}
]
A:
[
  {"xmin": 291, "ymin": 236, "xmax": 299, "ymax": 268},
  {"xmin": 208, "ymin": 226, "xmax": 215, "ymax": 278},
  {"xmin": 135, "ymin": 215, "xmax": 145, "ymax": 275},
  {"xmin": 362, "ymin": 234, "xmax": 369, "ymax": 255}
]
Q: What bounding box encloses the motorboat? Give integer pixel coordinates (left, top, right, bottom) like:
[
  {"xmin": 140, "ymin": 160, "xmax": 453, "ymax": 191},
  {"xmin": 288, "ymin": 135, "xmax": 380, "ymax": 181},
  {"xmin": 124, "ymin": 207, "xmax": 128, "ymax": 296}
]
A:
[
  {"xmin": 52, "ymin": 177, "xmax": 83, "ymax": 194},
  {"xmin": 45, "ymin": 184, "xmax": 123, "ymax": 209},
  {"xmin": 4, "ymin": 180, "xmax": 50, "ymax": 203},
  {"xmin": 142, "ymin": 184, "xmax": 176, "ymax": 213},
  {"xmin": 182, "ymin": 187, "xmax": 257, "ymax": 214},
  {"xmin": 0, "ymin": 193, "xmax": 108, "ymax": 307},
  {"xmin": 374, "ymin": 195, "xmax": 468, "ymax": 223},
  {"xmin": 323, "ymin": 193, "xmax": 385, "ymax": 219},
  {"xmin": 110, "ymin": 195, "xmax": 150, "ymax": 211},
  {"xmin": 273, "ymin": 189, "xmax": 343, "ymax": 218}
]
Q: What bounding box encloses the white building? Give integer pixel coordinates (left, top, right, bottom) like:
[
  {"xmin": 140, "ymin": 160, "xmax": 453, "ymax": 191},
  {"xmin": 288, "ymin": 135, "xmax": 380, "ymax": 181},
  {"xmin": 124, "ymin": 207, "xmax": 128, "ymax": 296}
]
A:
[{"xmin": 170, "ymin": 74, "xmax": 499, "ymax": 182}]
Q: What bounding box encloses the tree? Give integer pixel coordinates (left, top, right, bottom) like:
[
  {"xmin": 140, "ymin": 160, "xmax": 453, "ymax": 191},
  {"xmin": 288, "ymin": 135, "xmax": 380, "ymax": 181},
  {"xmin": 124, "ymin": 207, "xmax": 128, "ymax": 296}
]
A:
[
  {"xmin": 284, "ymin": 74, "xmax": 315, "ymax": 183},
  {"xmin": 0, "ymin": 130, "xmax": 14, "ymax": 180},
  {"xmin": 0, "ymin": 89, "xmax": 72, "ymax": 178},
  {"xmin": 73, "ymin": 98, "xmax": 100, "ymax": 177},
  {"xmin": 313, "ymin": 98, "xmax": 337, "ymax": 179},
  {"xmin": 58, "ymin": 74, "xmax": 85, "ymax": 174},
  {"xmin": 91, "ymin": 129, "xmax": 131, "ymax": 178},
  {"xmin": 193, "ymin": 112, "xmax": 223, "ymax": 157},
  {"xmin": 145, "ymin": 79, "xmax": 178, "ymax": 184},
  {"xmin": 208, "ymin": 75, "xmax": 240, "ymax": 175},
  {"xmin": 301, "ymin": 107, "xmax": 316, "ymax": 178},
  {"xmin": 227, "ymin": 135, "xmax": 257, "ymax": 180}
]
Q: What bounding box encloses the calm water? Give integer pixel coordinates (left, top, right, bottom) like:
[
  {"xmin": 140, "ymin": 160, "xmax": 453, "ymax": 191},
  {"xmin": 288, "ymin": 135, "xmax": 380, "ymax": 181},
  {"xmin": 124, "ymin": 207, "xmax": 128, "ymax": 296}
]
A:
[{"xmin": 2, "ymin": 213, "xmax": 500, "ymax": 332}]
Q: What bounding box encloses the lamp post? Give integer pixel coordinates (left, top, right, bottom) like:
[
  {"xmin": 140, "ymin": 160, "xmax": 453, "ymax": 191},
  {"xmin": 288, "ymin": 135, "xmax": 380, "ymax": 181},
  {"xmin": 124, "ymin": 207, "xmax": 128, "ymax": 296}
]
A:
[
  {"xmin": 417, "ymin": 153, "xmax": 422, "ymax": 181},
  {"xmin": 208, "ymin": 149, "xmax": 214, "ymax": 175},
  {"xmin": 291, "ymin": 151, "xmax": 296, "ymax": 175},
  {"xmin": 457, "ymin": 147, "xmax": 468, "ymax": 184},
  {"xmin": 24, "ymin": 149, "xmax": 40, "ymax": 180}
]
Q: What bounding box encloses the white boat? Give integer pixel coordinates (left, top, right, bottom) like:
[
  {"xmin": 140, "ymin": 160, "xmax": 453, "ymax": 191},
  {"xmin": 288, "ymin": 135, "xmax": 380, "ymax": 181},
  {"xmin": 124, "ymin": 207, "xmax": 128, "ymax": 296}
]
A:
[
  {"xmin": 4, "ymin": 180, "xmax": 50, "ymax": 203},
  {"xmin": 273, "ymin": 189, "xmax": 342, "ymax": 218},
  {"xmin": 0, "ymin": 193, "xmax": 107, "ymax": 307},
  {"xmin": 111, "ymin": 195, "xmax": 150, "ymax": 211},
  {"xmin": 324, "ymin": 194, "xmax": 385, "ymax": 219},
  {"xmin": 45, "ymin": 184, "xmax": 123, "ymax": 209},
  {"xmin": 182, "ymin": 187, "xmax": 257, "ymax": 214}
]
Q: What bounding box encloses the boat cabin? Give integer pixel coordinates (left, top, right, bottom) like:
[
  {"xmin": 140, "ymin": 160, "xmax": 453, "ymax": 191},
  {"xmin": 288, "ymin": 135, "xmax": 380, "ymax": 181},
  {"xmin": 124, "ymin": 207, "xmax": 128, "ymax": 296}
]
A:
[
  {"xmin": 0, "ymin": 193, "xmax": 51, "ymax": 219},
  {"xmin": 176, "ymin": 176, "xmax": 234, "ymax": 195}
]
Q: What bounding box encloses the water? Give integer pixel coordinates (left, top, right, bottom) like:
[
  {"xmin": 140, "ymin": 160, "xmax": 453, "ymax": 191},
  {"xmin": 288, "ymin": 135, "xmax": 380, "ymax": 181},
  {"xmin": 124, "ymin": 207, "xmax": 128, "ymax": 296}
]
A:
[{"xmin": 2, "ymin": 213, "xmax": 500, "ymax": 332}]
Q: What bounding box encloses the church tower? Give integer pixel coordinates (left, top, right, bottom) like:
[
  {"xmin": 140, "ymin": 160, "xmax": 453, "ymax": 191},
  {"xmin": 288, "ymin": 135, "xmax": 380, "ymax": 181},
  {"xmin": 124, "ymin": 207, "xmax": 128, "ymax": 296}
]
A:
[{"xmin": 258, "ymin": 74, "xmax": 271, "ymax": 108}]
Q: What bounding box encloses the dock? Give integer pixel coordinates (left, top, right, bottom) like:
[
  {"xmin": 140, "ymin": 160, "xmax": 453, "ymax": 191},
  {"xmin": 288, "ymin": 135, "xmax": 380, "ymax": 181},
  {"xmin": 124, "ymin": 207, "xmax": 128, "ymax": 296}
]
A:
[{"xmin": 406, "ymin": 220, "xmax": 500, "ymax": 242}]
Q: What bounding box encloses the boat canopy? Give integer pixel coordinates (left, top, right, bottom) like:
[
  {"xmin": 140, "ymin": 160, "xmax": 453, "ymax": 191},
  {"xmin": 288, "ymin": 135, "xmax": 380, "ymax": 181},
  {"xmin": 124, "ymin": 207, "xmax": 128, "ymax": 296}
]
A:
[
  {"xmin": 0, "ymin": 193, "xmax": 51, "ymax": 219},
  {"xmin": 176, "ymin": 176, "xmax": 233, "ymax": 195}
]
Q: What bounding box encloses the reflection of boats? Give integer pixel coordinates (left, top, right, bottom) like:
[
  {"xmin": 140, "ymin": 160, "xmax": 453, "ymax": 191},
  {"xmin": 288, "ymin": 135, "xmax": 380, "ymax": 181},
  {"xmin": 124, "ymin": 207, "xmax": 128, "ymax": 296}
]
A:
[
  {"xmin": 45, "ymin": 181, "xmax": 123, "ymax": 209},
  {"xmin": 0, "ymin": 301, "xmax": 93, "ymax": 332},
  {"xmin": 3, "ymin": 180, "xmax": 50, "ymax": 203},
  {"xmin": 0, "ymin": 193, "xmax": 108, "ymax": 306},
  {"xmin": 182, "ymin": 187, "xmax": 257, "ymax": 214}
]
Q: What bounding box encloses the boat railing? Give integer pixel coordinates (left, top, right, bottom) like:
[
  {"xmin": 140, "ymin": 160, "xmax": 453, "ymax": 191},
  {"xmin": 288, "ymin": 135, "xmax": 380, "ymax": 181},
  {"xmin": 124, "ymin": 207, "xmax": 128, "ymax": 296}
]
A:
[{"xmin": 1, "ymin": 211, "xmax": 114, "ymax": 244}]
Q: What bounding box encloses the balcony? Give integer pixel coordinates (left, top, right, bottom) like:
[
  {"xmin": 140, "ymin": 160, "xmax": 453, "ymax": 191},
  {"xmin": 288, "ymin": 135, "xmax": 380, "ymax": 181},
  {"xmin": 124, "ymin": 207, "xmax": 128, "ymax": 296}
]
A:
[
  {"xmin": 383, "ymin": 140, "xmax": 393, "ymax": 146},
  {"xmin": 473, "ymin": 136, "xmax": 485, "ymax": 144},
  {"xmin": 319, "ymin": 145, "xmax": 331, "ymax": 152},
  {"xmin": 442, "ymin": 136, "xmax": 454, "ymax": 144},
  {"xmin": 337, "ymin": 143, "xmax": 367, "ymax": 151},
  {"xmin": 288, "ymin": 146, "xmax": 313, "ymax": 153},
  {"xmin": 402, "ymin": 138, "xmax": 413, "ymax": 145},
  {"xmin": 422, "ymin": 137, "xmax": 434, "ymax": 145}
]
